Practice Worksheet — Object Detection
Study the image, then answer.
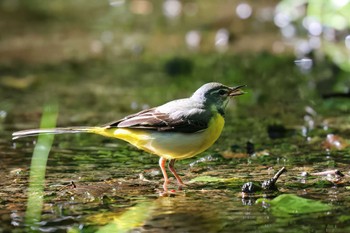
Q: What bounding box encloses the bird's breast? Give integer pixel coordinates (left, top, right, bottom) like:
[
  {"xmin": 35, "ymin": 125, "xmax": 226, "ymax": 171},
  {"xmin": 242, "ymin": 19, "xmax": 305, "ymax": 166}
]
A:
[{"xmin": 202, "ymin": 112, "xmax": 225, "ymax": 150}]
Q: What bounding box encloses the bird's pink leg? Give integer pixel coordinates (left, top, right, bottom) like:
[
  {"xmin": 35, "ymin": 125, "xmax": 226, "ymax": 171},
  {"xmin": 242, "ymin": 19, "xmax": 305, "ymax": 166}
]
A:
[
  {"xmin": 168, "ymin": 159, "xmax": 185, "ymax": 189},
  {"xmin": 159, "ymin": 157, "xmax": 169, "ymax": 193}
]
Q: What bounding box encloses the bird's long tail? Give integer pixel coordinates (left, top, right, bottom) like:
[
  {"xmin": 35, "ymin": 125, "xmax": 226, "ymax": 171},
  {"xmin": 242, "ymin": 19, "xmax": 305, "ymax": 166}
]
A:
[{"xmin": 12, "ymin": 126, "xmax": 103, "ymax": 140}]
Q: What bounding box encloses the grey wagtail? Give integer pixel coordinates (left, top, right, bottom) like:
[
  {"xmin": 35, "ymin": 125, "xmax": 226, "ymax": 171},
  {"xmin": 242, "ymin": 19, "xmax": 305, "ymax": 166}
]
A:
[{"xmin": 13, "ymin": 82, "xmax": 245, "ymax": 193}]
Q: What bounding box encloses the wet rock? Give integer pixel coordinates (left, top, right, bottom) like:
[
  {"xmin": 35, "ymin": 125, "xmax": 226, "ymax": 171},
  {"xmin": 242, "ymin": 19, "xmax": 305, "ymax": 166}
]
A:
[
  {"xmin": 267, "ymin": 124, "xmax": 288, "ymax": 139},
  {"xmin": 246, "ymin": 141, "xmax": 255, "ymax": 155},
  {"xmin": 9, "ymin": 168, "xmax": 25, "ymax": 176},
  {"xmin": 241, "ymin": 167, "xmax": 286, "ymax": 194},
  {"xmin": 241, "ymin": 182, "xmax": 262, "ymax": 193}
]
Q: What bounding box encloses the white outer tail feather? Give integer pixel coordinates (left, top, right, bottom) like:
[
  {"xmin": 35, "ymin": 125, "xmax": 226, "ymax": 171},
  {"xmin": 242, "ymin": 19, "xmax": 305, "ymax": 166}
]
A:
[{"xmin": 12, "ymin": 127, "xmax": 93, "ymax": 140}]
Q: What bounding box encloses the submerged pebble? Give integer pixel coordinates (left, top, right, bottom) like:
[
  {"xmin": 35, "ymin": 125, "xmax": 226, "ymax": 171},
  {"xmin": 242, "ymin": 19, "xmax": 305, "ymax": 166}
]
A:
[{"xmin": 322, "ymin": 134, "xmax": 348, "ymax": 150}]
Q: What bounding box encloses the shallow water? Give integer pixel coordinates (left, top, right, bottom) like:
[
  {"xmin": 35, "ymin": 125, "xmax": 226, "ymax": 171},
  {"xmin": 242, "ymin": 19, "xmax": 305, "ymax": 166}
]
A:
[
  {"xmin": 1, "ymin": 60, "xmax": 350, "ymax": 232},
  {"xmin": 1, "ymin": 1, "xmax": 350, "ymax": 232}
]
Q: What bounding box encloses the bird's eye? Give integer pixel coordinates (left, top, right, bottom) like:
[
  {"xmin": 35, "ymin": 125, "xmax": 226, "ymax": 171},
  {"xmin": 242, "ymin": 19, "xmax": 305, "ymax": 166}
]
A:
[{"xmin": 218, "ymin": 90, "xmax": 226, "ymax": 96}]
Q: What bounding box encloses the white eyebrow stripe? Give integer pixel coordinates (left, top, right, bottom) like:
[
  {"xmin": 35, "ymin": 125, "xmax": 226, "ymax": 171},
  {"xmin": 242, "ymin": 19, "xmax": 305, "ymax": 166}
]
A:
[{"xmin": 210, "ymin": 89, "xmax": 227, "ymax": 95}]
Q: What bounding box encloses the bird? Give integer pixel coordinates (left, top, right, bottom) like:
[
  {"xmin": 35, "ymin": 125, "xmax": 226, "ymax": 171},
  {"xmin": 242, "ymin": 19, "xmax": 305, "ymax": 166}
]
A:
[{"xmin": 12, "ymin": 82, "xmax": 245, "ymax": 194}]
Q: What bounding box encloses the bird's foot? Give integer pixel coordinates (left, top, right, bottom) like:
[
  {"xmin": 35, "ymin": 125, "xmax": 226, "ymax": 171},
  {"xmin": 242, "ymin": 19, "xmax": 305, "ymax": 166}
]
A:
[
  {"xmin": 158, "ymin": 189, "xmax": 177, "ymax": 197},
  {"xmin": 177, "ymin": 182, "xmax": 187, "ymax": 191}
]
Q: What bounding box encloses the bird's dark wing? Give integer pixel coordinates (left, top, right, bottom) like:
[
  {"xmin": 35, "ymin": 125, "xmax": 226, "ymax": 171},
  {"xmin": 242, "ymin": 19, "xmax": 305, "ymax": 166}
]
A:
[{"xmin": 104, "ymin": 108, "xmax": 209, "ymax": 133}]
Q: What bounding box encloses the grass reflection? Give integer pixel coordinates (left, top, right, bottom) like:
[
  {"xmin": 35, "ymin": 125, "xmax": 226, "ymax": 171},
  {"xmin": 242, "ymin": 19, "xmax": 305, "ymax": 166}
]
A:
[
  {"xmin": 94, "ymin": 201, "xmax": 154, "ymax": 233},
  {"xmin": 25, "ymin": 105, "xmax": 58, "ymax": 228}
]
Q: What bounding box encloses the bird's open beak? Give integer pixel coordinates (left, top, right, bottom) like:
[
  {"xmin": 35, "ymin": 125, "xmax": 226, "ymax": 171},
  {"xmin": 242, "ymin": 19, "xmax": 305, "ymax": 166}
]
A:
[{"xmin": 229, "ymin": 85, "xmax": 246, "ymax": 96}]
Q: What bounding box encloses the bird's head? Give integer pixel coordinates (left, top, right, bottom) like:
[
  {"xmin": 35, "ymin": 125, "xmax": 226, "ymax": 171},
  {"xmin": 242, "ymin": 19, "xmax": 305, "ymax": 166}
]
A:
[{"xmin": 191, "ymin": 82, "xmax": 245, "ymax": 115}]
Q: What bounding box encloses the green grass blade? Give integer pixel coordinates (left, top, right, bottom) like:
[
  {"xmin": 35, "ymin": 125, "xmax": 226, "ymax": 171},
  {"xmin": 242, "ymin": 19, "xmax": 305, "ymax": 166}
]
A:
[{"xmin": 25, "ymin": 104, "xmax": 58, "ymax": 229}]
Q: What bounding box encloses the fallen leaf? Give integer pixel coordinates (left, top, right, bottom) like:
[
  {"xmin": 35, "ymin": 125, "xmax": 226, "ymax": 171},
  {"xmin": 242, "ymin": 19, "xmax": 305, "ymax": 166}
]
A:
[
  {"xmin": 259, "ymin": 194, "xmax": 332, "ymax": 216},
  {"xmin": 221, "ymin": 150, "xmax": 249, "ymax": 159},
  {"xmin": 1, "ymin": 75, "xmax": 37, "ymax": 89}
]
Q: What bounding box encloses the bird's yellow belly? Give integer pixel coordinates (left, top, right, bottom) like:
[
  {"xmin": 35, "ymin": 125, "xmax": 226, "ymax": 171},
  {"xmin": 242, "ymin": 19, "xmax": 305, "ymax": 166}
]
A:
[{"xmin": 99, "ymin": 114, "xmax": 225, "ymax": 160}]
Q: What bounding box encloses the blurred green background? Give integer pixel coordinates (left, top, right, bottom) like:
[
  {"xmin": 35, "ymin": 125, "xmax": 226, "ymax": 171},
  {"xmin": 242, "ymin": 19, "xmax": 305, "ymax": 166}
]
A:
[{"xmin": 1, "ymin": 0, "xmax": 348, "ymax": 123}]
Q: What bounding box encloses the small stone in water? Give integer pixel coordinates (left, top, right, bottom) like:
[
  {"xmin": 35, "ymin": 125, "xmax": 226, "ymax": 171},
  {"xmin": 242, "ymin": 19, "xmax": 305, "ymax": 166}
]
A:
[{"xmin": 322, "ymin": 134, "xmax": 348, "ymax": 150}]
